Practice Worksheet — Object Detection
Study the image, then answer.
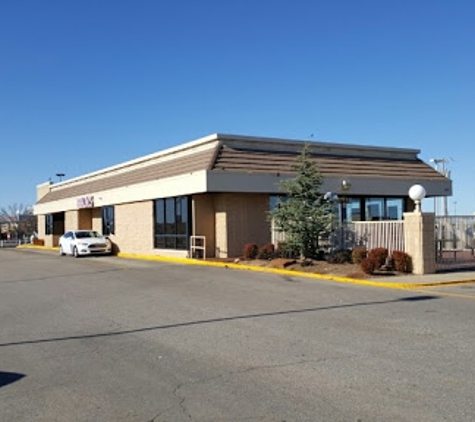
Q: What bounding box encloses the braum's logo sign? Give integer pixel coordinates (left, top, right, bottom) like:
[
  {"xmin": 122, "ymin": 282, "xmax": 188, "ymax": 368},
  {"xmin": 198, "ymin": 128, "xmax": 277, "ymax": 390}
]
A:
[{"xmin": 77, "ymin": 196, "xmax": 94, "ymax": 209}]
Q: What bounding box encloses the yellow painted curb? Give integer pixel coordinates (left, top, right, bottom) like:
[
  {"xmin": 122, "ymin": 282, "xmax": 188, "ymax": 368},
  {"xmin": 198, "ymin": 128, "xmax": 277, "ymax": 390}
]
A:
[
  {"xmin": 16, "ymin": 244, "xmax": 58, "ymax": 252},
  {"xmin": 116, "ymin": 252, "xmax": 444, "ymax": 290},
  {"xmin": 14, "ymin": 247, "xmax": 475, "ymax": 290}
]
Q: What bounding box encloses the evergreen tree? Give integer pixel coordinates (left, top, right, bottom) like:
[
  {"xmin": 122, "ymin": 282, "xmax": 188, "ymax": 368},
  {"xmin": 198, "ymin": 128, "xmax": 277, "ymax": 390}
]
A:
[{"xmin": 270, "ymin": 145, "xmax": 333, "ymax": 259}]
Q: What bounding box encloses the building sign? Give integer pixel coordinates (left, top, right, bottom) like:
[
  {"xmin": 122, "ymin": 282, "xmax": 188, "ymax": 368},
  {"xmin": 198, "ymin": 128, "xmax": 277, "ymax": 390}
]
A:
[{"xmin": 77, "ymin": 196, "xmax": 94, "ymax": 209}]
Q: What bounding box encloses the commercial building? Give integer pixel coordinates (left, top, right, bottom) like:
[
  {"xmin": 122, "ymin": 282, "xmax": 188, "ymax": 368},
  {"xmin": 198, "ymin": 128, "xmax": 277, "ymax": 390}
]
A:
[{"xmin": 33, "ymin": 133, "xmax": 451, "ymax": 258}]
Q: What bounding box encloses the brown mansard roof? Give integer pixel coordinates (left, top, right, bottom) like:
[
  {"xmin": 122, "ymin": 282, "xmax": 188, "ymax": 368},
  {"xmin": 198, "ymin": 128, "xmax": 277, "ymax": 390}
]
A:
[
  {"xmin": 37, "ymin": 148, "xmax": 215, "ymax": 204},
  {"xmin": 37, "ymin": 138, "xmax": 446, "ymax": 204},
  {"xmin": 211, "ymin": 145, "xmax": 444, "ymax": 179}
]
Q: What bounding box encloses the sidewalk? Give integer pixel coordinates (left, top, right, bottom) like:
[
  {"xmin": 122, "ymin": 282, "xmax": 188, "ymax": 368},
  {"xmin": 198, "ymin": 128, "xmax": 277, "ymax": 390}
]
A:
[{"xmin": 371, "ymin": 269, "xmax": 475, "ymax": 287}]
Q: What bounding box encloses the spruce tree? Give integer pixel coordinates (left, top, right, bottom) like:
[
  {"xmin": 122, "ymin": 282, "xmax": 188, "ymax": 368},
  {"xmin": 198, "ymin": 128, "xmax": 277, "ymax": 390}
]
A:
[{"xmin": 270, "ymin": 145, "xmax": 333, "ymax": 259}]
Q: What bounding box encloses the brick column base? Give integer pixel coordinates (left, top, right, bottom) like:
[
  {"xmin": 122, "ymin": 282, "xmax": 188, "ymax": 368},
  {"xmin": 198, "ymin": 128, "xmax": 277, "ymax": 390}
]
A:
[{"xmin": 403, "ymin": 212, "xmax": 436, "ymax": 275}]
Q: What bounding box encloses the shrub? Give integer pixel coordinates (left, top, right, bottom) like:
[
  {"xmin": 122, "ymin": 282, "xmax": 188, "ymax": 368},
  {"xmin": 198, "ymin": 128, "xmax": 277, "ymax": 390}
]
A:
[
  {"xmin": 360, "ymin": 256, "xmax": 379, "ymax": 274},
  {"xmin": 257, "ymin": 243, "xmax": 275, "ymax": 260},
  {"xmin": 368, "ymin": 247, "xmax": 389, "ymax": 268},
  {"xmin": 312, "ymin": 249, "xmax": 326, "ymax": 261},
  {"xmin": 325, "ymin": 249, "xmax": 352, "ymax": 264},
  {"xmin": 391, "ymin": 250, "xmax": 412, "ymax": 273},
  {"xmin": 274, "ymin": 242, "xmax": 300, "ymax": 259},
  {"xmin": 351, "ymin": 246, "xmax": 367, "ymax": 264},
  {"xmin": 243, "ymin": 243, "xmax": 259, "ymax": 260}
]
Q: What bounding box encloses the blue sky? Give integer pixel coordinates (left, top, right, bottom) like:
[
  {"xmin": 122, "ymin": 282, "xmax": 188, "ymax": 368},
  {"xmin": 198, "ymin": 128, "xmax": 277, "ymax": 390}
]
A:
[{"xmin": 1, "ymin": 0, "xmax": 474, "ymax": 214}]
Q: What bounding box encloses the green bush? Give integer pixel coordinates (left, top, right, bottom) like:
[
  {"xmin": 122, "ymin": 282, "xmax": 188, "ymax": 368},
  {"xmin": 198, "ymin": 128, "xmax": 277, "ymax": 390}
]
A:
[
  {"xmin": 351, "ymin": 246, "xmax": 367, "ymax": 264},
  {"xmin": 274, "ymin": 242, "xmax": 300, "ymax": 259}
]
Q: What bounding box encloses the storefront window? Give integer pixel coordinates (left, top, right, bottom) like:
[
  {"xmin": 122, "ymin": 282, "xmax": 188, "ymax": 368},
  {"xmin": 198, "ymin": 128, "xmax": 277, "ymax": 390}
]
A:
[
  {"xmin": 165, "ymin": 198, "xmax": 176, "ymax": 235},
  {"xmin": 101, "ymin": 206, "xmax": 115, "ymax": 235},
  {"xmin": 45, "ymin": 213, "xmax": 65, "ymax": 235},
  {"xmin": 45, "ymin": 214, "xmax": 54, "ymax": 235},
  {"xmin": 154, "ymin": 196, "xmax": 191, "ymax": 250},
  {"xmin": 363, "ymin": 198, "xmax": 404, "ymax": 221},
  {"xmin": 365, "ymin": 198, "xmax": 385, "ymax": 221},
  {"xmin": 344, "ymin": 198, "xmax": 362, "ymax": 222},
  {"xmin": 271, "ymin": 195, "xmax": 403, "ymax": 223},
  {"xmin": 386, "ymin": 198, "xmax": 404, "ymax": 220},
  {"xmin": 269, "ymin": 195, "xmax": 286, "ymax": 211}
]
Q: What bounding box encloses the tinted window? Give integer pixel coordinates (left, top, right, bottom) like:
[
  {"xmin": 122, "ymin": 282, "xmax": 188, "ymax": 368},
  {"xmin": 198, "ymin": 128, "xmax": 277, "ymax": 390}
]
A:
[
  {"xmin": 154, "ymin": 196, "xmax": 191, "ymax": 250},
  {"xmin": 102, "ymin": 206, "xmax": 115, "ymax": 235},
  {"xmin": 45, "ymin": 214, "xmax": 54, "ymax": 235}
]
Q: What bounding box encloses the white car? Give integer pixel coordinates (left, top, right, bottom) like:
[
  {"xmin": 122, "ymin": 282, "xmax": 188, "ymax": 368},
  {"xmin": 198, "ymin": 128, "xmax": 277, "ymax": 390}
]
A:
[{"xmin": 59, "ymin": 230, "xmax": 112, "ymax": 257}]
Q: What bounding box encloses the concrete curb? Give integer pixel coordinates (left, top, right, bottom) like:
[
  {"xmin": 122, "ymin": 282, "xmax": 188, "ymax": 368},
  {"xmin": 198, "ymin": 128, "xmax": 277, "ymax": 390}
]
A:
[
  {"xmin": 117, "ymin": 252, "xmax": 472, "ymax": 290},
  {"xmin": 15, "ymin": 245, "xmax": 475, "ymax": 290},
  {"xmin": 17, "ymin": 244, "xmax": 58, "ymax": 252}
]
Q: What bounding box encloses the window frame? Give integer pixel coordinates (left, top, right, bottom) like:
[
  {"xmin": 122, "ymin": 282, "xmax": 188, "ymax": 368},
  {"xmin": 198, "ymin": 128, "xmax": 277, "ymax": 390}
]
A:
[
  {"xmin": 153, "ymin": 196, "xmax": 191, "ymax": 250},
  {"xmin": 45, "ymin": 214, "xmax": 54, "ymax": 235},
  {"xmin": 101, "ymin": 206, "xmax": 115, "ymax": 235}
]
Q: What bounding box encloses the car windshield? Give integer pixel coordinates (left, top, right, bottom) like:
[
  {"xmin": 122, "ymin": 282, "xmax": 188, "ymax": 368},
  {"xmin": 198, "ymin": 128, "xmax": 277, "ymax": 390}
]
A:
[{"xmin": 75, "ymin": 231, "xmax": 100, "ymax": 239}]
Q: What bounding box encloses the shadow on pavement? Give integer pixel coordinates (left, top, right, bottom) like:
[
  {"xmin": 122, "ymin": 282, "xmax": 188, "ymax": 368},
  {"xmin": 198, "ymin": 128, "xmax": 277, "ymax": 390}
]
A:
[
  {"xmin": 0, "ymin": 295, "xmax": 439, "ymax": 348},
  {"xmin": 0, "ymin": 371, "xmax": 25, "ymax": 388}
]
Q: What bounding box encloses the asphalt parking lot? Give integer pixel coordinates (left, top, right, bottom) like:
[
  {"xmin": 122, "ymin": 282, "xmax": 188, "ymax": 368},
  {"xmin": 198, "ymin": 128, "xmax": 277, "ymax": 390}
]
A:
[{"xmin": 1, "ymin": 248, "xmax": 475, "ymax": 421}]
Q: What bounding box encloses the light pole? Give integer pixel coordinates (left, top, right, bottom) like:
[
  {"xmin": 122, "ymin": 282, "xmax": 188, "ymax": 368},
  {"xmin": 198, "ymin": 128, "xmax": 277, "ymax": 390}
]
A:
[
  {"xmin": 15, "ymin": 209, "xmax": 20, "ymax": 240},
  {"xmin": 56, "ymin": 173, "xmax": 65, "ymax": 182}
]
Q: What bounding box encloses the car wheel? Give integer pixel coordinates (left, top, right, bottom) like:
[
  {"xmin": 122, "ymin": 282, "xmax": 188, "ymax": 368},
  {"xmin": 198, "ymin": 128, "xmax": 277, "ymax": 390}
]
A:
[
  {"xmin": 59, "ymin": 245, "xmax": 65, "ymax": 256},
  {"xmin": 73, "ymin": 246, "xmax": 80, "ymax": 258}
]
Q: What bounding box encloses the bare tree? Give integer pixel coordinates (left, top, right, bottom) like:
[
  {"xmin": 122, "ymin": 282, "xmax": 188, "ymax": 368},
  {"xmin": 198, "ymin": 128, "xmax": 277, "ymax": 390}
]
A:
[{"xmin": 0, "ymin": 203, "xmax": 37, "ymax": 240}]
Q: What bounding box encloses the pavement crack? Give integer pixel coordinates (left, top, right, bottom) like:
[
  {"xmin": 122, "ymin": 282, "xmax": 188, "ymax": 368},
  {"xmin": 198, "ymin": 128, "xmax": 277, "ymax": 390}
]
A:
[
  {"xmin": 147, "ymin": 405, "xmax": 175, "ymax": 422},
  {"xmin": 173, "ymin": 383, "xmax": 193, "ymax": 420},
  {"xmin": 234, "ymin": 358, "xmax": 327, "ymax": 376}
]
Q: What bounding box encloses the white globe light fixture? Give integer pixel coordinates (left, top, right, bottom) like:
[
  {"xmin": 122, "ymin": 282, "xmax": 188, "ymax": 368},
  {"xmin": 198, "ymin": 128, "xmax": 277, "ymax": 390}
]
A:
[{"xmin": 408, "ymin": 184, "xmax": 426, "ymax": 212}]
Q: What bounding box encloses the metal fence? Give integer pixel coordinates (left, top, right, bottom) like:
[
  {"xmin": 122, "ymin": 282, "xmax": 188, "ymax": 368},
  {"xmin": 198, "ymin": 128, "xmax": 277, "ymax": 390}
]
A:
[
  {"xmin": 336, "ymin": 221, "xmax": 405, "ymax": 253},
  {"xmin": 0, "ymin": 239, "xmax": 27, "ymax": 248},
  {"xmin": 435, "ymin": 216, "xmax": 475, "ymax": 270},
  {"xmin": 272, "ymin": 215, "xmax": 475, "ymax": 271}
]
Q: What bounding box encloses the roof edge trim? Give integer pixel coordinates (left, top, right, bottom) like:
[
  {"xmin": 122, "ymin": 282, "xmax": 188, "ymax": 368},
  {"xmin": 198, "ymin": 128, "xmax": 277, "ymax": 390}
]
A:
[
  {"xmin": 214, "ymin": 133, "xmax": 421, "ymax": 155},
  {"xmin": 49, "ymin": 133, "xmax": 220, "ymax": 188}
]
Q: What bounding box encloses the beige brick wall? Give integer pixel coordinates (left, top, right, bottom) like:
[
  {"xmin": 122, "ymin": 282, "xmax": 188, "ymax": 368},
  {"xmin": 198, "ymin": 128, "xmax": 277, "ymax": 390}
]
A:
[
  {"xmin": 36, "ymin": 215, "xmax": 57, "ymax": 247},
  {"xmin": 36, "ymin": 182, "xmax": 51, "ymax": 202},
  {"xmin": 64, "ymin": 209, "xmax": 92, "ymax": 231},
  {"xmin": 65, "ymin": 211, "xmax": 79, "ymax": 232},
  {"xmin": 37, "ymin": 215, "xmax": 46, "ymax": 238},
  {"xmin": 37, "ymin": 194, "xmax": 271, "ymax": 258},
  {"xmin": 193, "ymin": 194, "xmax": 216, "ymax": 258},
  {"xmin": 214, "ymin": 193, "xmax": 271, "ymax": 258},
  {"xmin": 92, "ymin": 208, "xmax": 102, "ymax": 232},
  {"xmin": 403, "ymin": 212, "xmax": 436, "ymax": 274},
  {"xmin": 112, "ymin": 201, "xmax": 154, "ymax": 254}
]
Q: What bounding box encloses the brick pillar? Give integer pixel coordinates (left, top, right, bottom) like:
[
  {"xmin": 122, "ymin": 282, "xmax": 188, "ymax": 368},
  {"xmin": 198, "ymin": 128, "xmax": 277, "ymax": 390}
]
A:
[{"xmin": 403, "ymin": 212, "xmax": 436, "ymax": 275}]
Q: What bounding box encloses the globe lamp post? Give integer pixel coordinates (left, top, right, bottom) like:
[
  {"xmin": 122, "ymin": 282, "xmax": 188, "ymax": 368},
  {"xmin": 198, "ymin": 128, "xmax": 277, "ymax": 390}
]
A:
[{"xmin": 408, "ymin": 184, "xmax": 426, "ymax": 212}]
